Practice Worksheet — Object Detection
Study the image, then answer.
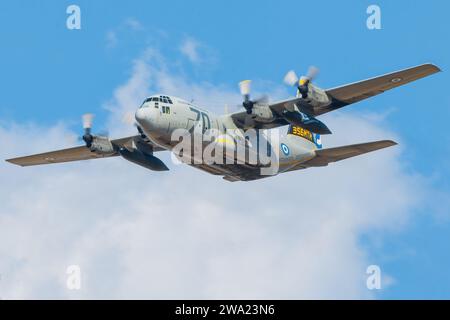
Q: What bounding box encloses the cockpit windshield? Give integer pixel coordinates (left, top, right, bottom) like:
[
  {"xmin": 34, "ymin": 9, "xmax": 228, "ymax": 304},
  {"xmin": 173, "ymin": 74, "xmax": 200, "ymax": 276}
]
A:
[{"xmin": 140, "ymin": 95, "xmax": 173, "ymax": 108}]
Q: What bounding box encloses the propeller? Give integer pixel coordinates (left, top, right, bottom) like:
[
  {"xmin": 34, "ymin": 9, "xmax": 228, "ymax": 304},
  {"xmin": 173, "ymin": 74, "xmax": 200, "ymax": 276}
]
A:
[
  {"xmin": 283, "ymin": 66, "xmax": 319, "ymax": 98},
  {"xmin": 82, "ymin": 113, "xmax": 94, "ymax": 148},
  {"xmin": 238, "ymin": 80, "xmax": 269, "ymax": 115},
  {"xmin": 239, "ymin": 80, "xmax": 254, "ymax": 114},
  {"xmin": 283, "ymin": 70, "xmax": 299, "ymax": 87}
]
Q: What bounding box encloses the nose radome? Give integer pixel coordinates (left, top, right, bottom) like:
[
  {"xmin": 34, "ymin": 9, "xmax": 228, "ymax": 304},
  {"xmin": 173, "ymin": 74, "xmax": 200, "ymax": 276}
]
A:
[{"xmin": 135, "ymin": 108, "xmax": 148, "ymax": 124}]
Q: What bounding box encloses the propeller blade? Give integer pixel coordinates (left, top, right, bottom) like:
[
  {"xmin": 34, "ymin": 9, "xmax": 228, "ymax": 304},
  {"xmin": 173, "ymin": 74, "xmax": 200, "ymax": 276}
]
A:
[
  {"xmin": 254, "ymin": 95, "xmax": 269, "ymax": 104},
  {"xmin": 97, "ymin": 130, "xmax": 109, "ymax": 137},
  {"xmin": 306, "ymin": 66, "xmax": 319, "ymax": 81},
  {"xmin": 299, "ymin": 75, "xmax": 309, "ymax": 86},
  {"xmin": 283, "ymin": 70, "xmax": 299, "ymax": 86},
  {"xmin": 239, "ymin": 80, "xmax": 251, "ymax": 97},
  {"xmin": 82, "ymin": 113, "xmax": 94, "ymax": 130},
  {"xmin": 81, "ymin": 113, "xmax": 94, "ymax": 147}
]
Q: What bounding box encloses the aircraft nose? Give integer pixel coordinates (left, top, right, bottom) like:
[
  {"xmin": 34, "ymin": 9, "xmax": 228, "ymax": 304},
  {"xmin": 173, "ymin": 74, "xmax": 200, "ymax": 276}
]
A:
[
  {"xmin": 135, "ymin": 107, "xmax": 149, "ymax": 124},
  {"xmin": 135, "ymin": 107, "xmax": 160, "ymax": 132}
]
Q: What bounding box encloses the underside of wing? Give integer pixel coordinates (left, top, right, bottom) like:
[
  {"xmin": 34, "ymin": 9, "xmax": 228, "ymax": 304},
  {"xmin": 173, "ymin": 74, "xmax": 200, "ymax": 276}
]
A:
[
  {"xmin": 318, "ymin": 63, "xmax": 441, "ymax": 115},
  {"xmin": 6, "ymin": 135, "xmax": 163, "ymax": 167},
  {"xmin": 300, "ymin": 140, "xmax": 397, "ymax": 167}
]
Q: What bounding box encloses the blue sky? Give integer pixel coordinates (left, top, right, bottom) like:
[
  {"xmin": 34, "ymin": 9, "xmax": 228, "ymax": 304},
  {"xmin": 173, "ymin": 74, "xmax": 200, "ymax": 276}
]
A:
[{"xmin": 0, "ymin": 0, "xmax": 449, "ymax": 299}]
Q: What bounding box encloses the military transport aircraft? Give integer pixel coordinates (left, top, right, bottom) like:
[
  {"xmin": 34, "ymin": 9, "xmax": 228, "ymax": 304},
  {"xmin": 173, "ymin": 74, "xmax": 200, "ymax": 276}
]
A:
[{"xmin": 6, "ymin": 63, "xmax": 440, "ymax": 181}]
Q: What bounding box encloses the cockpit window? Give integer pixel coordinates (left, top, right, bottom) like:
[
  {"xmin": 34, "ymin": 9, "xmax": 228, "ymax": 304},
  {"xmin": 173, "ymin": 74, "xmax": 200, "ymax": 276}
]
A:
[
  {"xmin": 140, "ymin": 97, "xmax": 152, "ymax": 108},
  {"xmin": 160, "ymin": 95, "xmax": 173, "ymax": 104},
  {"xmin": 141, "ymin": 96, "xmax": 172, "ymax": 107}
]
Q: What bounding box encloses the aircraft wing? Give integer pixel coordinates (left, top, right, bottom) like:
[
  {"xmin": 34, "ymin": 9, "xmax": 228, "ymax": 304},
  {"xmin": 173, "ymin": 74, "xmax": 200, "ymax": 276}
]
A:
[
  {"xmin": 230, "ymin": 64, "xmax": 440, "ymax": 130},
  {"xmin": 6, "ymin": 145, "xmax": 118, "ymax": 166},
  {"xmin": 6, "ymin": 135, "xmax": 164, "ymax": 167},
  {"xmin": 299, "ymin": 140, "xmax": 397, "ymax": 168},
  {"xmin": 318, "ymin": 63, "xmax": 441, "ymax": 115}
]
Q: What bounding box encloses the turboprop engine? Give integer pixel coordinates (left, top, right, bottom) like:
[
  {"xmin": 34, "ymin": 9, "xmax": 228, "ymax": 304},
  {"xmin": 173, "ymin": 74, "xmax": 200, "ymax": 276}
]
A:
[{"xmin": 81, "ymin": 113, "xmax": 168, "ymax": 171}]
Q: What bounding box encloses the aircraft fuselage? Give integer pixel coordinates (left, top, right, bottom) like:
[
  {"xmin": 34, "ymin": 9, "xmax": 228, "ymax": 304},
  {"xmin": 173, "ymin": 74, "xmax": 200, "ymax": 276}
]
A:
[{"xmin": 135, "ymin": 95, "xmax": 318, "ymax": 181}]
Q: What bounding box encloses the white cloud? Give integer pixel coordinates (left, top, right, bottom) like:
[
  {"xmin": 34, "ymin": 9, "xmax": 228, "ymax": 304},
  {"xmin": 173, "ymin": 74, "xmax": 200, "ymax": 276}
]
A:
[
  {"xmin": 179, "ymin": 37, "xmax": 217, "ymax": 66},
  {"xmin": 0, "ymin": 47, "xmax": 430, "ymax": 299},
  {"xmin": 180, "ymin": 37, "xmax": 201, "ymax": 63},
  {"xmin": 105, "ymin": 18, "xmax": 143, "ymax": 49},
  {"xmin": 124, "ymin": 18, "xmax": 143, "ymax": 31}
]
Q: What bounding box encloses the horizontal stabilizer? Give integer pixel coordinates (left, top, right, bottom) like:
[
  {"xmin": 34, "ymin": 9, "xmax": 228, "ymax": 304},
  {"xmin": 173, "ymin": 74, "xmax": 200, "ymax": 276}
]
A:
[{"xmin": 302, "ymin": 140, "xmax": 397, "ymax": 167}]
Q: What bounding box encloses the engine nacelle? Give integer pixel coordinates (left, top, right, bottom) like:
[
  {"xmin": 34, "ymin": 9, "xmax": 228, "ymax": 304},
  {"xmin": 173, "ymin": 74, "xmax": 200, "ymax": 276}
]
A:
[
  {"xmin": 252, "ymin": 105, "xmax": 275, "ymax": 123},
  {"xmin": 303, "ymin": 84, "xmax": 331, "ymax": 108},
  {"xmin": 89, "ymin": 136, "xmax": 115, "ymax": 154}
]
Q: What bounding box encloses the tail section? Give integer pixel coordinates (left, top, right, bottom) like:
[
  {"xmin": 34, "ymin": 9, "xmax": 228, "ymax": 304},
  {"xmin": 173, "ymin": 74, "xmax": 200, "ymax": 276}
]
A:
[{"xmin": 302, "ymin": 140, "xmax": 397, "ymax": 167}]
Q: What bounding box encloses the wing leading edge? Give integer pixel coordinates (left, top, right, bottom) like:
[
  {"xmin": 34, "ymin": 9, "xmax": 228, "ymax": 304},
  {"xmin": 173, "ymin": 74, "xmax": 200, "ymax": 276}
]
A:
[
  {"xmin": 6, "ymin": 145, "xmax": 117, "ymax": 167},
  {"xmin": 320, "ymin": 63, "xmax": 441, "ymax": 115},
  {"xmin": 231, "ymin": 63, "xmax": 440, "ymax": 130}
]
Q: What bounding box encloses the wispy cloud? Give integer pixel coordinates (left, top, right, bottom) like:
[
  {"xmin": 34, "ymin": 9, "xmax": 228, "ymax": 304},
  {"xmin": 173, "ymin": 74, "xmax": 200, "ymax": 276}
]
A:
[
  {"xmin": 179, "ymin": 36, "xmax": 217, "ymax": 66},
  {"xmin": 105, "ymin": 17, "xmax": 144, "ymax": 49},
  {"xmin": 106, "ymin": 30, "xmax": 118, "ymax": 48},
  {"xmin": 124, "ymin": 18, "xmax": 143, "ymax": 31},
  {"xmin": 180, "ymin": 37, "xmax": 201, "ymax": 63}
]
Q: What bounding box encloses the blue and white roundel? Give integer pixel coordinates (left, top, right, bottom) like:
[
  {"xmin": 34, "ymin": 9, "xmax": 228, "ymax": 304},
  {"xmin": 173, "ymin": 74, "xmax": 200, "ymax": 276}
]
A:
[
  {"xmin": 280, "ymin": 143, "xmax": 290, "ymax": 156},
  {"xmin": 315, "ymin": 134, "xmax": 322, "ymax": 149}
]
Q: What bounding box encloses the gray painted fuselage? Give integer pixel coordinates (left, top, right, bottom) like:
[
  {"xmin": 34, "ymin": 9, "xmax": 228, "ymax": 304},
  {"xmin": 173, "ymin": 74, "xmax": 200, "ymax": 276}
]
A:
[{"xmin": 135, "ymin": 95, "xmax": 317, "ymax": 181}]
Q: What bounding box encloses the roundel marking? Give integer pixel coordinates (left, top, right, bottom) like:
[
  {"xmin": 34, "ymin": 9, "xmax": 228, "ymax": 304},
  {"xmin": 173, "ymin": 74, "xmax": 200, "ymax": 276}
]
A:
[
  {"xmin": 315, "ymin": 134, "xmax": 322, "ymax": 148},
  {"xmin": 280, "ymin": 143, "xmax": 290, "ymax": 156}
]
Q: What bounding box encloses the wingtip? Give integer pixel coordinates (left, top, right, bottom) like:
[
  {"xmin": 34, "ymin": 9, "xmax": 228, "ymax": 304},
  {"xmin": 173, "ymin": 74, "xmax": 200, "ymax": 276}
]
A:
[
  {"xmin": 385, "ymin": 140, "xmax": 398, "ymax": 147},
  {"xmin": 425, "ymin": 63, "xmax": 442, "ymax": 73},
  {"xmin": 5, "ymin": 158, "xmax": 23, "ymax": 166}
]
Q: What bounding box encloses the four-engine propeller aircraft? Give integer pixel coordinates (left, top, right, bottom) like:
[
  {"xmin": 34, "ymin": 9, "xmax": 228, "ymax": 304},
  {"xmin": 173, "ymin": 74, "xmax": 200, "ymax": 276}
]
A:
[{"xmin": 6, "ymin": 63, "xmax": 440, "ymax": 181}]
